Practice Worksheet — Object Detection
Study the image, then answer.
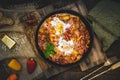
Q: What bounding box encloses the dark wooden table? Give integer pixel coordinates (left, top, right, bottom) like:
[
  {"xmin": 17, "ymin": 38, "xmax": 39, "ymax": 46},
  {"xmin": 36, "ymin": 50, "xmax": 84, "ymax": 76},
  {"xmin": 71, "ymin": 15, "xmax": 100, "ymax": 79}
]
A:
[{"xmin": 0, "ymin": 0, "xmax": 120, "ymax": 80}]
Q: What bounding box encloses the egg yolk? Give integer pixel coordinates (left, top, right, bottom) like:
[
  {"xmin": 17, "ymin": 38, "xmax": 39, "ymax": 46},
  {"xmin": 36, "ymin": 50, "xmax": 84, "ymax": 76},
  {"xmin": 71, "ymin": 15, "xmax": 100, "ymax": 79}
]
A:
[{"xmin": 56, "ymin": 23, "xmax": 63, "ymax": 32}]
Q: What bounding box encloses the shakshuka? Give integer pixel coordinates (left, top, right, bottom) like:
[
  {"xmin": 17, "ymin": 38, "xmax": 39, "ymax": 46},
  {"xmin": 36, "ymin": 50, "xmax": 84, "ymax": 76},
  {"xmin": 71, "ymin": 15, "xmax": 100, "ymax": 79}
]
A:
[{"xmin": 37, "ymin": 13, "xmax": 90, "ymax": 65}]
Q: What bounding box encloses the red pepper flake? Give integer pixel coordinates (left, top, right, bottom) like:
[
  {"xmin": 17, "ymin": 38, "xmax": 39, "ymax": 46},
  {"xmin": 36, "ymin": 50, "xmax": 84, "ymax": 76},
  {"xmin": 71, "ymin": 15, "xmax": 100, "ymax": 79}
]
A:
[
  {"xmin": 26, "ymin": 19, "xmax": 36, "ymax": 23},
  {"xmin": 21, "ymin": 13, "xmax": 38, "ymax": 26}
]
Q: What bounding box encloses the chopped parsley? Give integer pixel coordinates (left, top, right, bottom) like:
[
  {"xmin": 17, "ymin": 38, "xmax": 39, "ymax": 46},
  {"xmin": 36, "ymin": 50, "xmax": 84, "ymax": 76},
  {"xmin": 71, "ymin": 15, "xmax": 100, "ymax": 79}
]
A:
[{"xmin": 44, "ymin": 43, "xmax": 56, "ymax": 58}]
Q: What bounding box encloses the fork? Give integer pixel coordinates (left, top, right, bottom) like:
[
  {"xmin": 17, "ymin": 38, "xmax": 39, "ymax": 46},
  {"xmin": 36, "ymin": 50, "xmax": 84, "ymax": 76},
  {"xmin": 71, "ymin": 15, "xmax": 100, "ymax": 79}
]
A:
[
  {"xmin": 88, "ymin": 61, "xmax": 120, "ymax": 80},
  {"xmin": 80, "ymin": 56, "xmax": 119, "ymax": 80}
]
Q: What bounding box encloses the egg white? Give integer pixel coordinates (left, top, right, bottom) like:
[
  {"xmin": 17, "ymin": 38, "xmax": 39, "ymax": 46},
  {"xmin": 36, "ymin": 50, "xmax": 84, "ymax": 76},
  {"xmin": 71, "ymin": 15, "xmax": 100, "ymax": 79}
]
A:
[{"xmin": 58, "ymin": 37, "xmax": 74, "ymax": 55}]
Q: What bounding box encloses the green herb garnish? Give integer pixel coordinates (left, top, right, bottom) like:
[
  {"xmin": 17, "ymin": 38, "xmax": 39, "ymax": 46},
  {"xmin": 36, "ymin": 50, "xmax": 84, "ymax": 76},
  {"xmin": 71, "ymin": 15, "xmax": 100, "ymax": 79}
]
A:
[{"xmin": 44, "ymin": 43, "xmax": 56, "ymax": 58}]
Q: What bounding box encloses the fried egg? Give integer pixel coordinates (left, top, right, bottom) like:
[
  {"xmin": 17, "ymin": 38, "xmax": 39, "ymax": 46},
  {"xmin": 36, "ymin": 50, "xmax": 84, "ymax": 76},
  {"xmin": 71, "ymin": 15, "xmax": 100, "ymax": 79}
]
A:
[
  {"xmin": 50, "ymin": 17, "xmax": 70, "ymax": 35},
  {"xmin": 58, "ymin": 37, "xmax": 74, "ymax": 55}
]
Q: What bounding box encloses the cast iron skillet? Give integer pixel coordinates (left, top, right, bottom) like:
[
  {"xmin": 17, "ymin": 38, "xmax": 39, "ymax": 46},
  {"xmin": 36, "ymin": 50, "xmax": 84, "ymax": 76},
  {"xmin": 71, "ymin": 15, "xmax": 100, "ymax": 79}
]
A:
[{"xmin": 35, "ymin": 9, "xmax": 93, "ymax": 66}]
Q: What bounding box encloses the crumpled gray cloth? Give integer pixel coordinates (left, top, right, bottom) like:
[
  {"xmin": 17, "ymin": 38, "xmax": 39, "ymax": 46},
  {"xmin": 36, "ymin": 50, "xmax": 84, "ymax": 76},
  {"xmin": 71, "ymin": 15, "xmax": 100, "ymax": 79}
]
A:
[{"xmin": 88, "ymin": 0, "xmax": 120, "ymax": 51}]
